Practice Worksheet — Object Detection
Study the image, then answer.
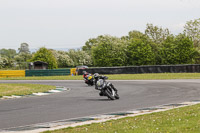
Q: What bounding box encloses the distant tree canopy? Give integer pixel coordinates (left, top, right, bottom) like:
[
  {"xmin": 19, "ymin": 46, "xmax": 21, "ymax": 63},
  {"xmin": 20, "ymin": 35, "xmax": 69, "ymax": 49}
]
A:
[
  {"xmin": 83, "ymin": 20, "xmax": 199, "ymax": 67},
  {"xmin": 18, "ymin": 43, "xmax": 30, "ymax": 53},
  {"xmin": 0, "ymin": 49, "xmax": 17, "ymax": 68},
  {"xmin": 0, "ymin": 56, "xmax": 12, "ymax": 69},
  {"xmin": 158, "ymin": 34, "xmax": 197, "ymax": 64},
  {"xmin": 1, "ymin": 18, "xmax": 200, "ymax": 69},
  {"xmin": 184, "ymin": 18, "xmax": 200, "ymax": 48},
  {"xmin": 51, "ymin": 50, "xmax": 74, "ymax": 68},
  {"xmin": 67, "ymin": 49, "xmax": 92, "ymax": 66},
  {"xmin": 30, "ymin": 47, "xmax": 58, "ymax": 69},
  {"xmin": 127, "ymin": 38, "xmax": 156, "ymax": 66},
  {"xmin": 0, "ymin": 48, "xmax": 16, "ymax": 58},
  {"xmin": 145, "ymin": 23, "xmax": 171, "ymax": 44},
  {"xmin": 91, "ymin": 35, "xmax": 127, "ymax": 67}
]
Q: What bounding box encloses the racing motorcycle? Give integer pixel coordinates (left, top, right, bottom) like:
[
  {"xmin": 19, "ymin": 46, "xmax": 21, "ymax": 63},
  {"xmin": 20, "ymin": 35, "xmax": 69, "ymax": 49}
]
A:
[
  {"xmin": 83, "ymin": 71, "xmax": 94, "ymax": 86},
  {"xmin": 94, "ymin": 73, "xmax": 119, "ymax": 100}
]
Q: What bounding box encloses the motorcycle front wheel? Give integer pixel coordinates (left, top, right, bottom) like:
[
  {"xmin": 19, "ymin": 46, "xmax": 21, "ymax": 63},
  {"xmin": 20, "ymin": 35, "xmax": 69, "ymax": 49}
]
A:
[{"xmin": 104, "ymin": 88, "xmax": 115, "ymax": 100}]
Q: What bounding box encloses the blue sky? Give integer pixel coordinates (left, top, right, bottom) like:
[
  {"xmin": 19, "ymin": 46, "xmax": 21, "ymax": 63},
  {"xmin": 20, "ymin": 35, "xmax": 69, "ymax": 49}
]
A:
[{"xmin": 0, "ymin": 0, "xmax": 200, "ymax": 49}]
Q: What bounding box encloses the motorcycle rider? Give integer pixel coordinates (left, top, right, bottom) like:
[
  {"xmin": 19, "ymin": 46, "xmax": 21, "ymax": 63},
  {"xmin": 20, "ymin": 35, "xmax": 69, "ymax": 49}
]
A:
[
  {"xmin": 93, "ymin": 73, "xmax": 117, "ymax": 96},
  {"xmin": 83, "ymin": 71, "xmax": 89, "ymax": 79},
  {"xmin": 83, "ymin": 71, "xmax": 94, "ymax": 85}
]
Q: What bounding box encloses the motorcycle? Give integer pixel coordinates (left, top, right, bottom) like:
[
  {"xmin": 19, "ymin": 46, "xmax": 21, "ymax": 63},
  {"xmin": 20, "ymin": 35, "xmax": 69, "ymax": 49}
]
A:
[
  {"xmin": 94, "ymin": 74, "xmax": 119, "ymax": 100},
  {"xmin": 83, "ymin": 72, "xmax": 94, "ymax": 86}
]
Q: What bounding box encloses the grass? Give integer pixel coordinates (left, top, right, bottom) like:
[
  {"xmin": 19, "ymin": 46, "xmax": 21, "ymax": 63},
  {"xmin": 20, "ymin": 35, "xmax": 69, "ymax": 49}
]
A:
[
  {"xmin": 107, "ymin": 73, "xmax": 200, "ymax": 80},
  {"xmin": 0, "ymin": 73, "xmax": 199, "ymax": 132},
  {"xmin": 43, "ymin": 104, "xmax": 200, "ymax": 133},
  {"xmin": 1, "ymin": 73, "xmax": 200, "ymax": 80},
  {"xmin": 0, "ymin": 76, "xmax": 83, "ymax": 80},
  {"xmin": 0, "ymin": 83, "xmax": 56, "ymax": 97}
]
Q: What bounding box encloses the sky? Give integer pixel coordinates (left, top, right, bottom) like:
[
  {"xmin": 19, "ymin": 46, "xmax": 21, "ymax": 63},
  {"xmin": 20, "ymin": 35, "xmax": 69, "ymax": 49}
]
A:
[{"xmin": 0, "ymin": 0, "xmax": 200, "ymax": 49}]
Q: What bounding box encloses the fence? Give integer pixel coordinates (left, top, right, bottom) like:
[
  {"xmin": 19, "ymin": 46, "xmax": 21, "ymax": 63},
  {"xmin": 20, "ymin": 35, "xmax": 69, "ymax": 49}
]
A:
[
  {"xmin": 78, "ymin": 64, "xmax": 200, "ymax": 75},
  {"xmin": 25, "ymin": 69, "xmax": 71, "ymax": 76},
  {"xmin": 0, "ymin": 70, "xmax": 25, "ymax": 78}
]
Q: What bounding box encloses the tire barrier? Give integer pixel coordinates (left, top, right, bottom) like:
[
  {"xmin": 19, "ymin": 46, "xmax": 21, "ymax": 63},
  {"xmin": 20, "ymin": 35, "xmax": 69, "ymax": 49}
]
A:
[
  {"xmin": 25, "ymin": 69, "xmax": 71, "ymax": 77},
  {"xmin": 78, "ymin": 64, "xmax": 200, "ymax": 75},
  {"xmin": 0, "ymin": 70, "xmax": 25, "ymax": 78}
]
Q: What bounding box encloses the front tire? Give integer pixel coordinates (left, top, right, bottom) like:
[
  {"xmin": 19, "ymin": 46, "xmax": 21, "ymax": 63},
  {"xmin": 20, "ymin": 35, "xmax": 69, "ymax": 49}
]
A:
[
  {"xmin": 115, "ymin": 93, "xmax": 119, "ymax": 99},
  {"xmin": 104, "ymin": 88, "xmax": 115, "ymax": 100}
]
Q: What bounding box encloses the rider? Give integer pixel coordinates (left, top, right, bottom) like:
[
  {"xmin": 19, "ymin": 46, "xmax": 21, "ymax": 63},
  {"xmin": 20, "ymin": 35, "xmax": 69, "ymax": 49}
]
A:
[
  {"xmin": 94, "ymin": 73, "xmax": 105, "ymax": 87},
  {"xmin": 93, "ymin": 73, "xmax": 117, "ymax": 96},
  {"xmin": 83, "ymin": 71, "xmax": 94, "ymax": 85},
  {"xmin": 83, "ymin": 71, "xmax": 89, "ymax": 79}
]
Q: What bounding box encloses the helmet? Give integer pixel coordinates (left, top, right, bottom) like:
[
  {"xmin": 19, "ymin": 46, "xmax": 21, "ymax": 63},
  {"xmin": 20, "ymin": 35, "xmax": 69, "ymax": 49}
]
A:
[{"xmin": 93, "ymin": 73, "xmax": 99, "ymax": 78}]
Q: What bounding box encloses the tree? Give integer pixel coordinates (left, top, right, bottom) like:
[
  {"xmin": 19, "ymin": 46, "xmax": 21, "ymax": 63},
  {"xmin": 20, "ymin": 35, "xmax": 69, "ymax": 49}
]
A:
[
  {"xmin": 124, "ymin": 30, "xmax": 147, "ymax": 41},
  {"xmin": 127, "ymin": 38, "xmax": 156, "ymax": 66},
  {"xmin": 91, "ymin": 35, "xmax": 127, "ymax": 67},
  {"xmin": 51, "ymin": 50, "xmax": 74, "ymax": 67},
  {"xmin": 82, "ymin": 38, "xmax": 98, "ymax": 54},
  {"xmin": 0, "ymin": 49, "xmax": 17, "ymax": 68},
  {"xmin": 82, "ymin": 35, "xmax": 109, "ymax": 54},
  {"xmin": 67, "ymin": 49, "xmax": 92, "ymax": 66},
  {"xmin": 184, "ymin": 18, "xmax": 200, "ymax": 48},
  {"xmin": 175, "ymin": 34, "xmax": 198, "ymax": 64},
  {"xmin": 145, "ymin": 23, "xmax": 171, "ymax": 44},
  {"xmin": 14, "ymin": 52, "xmax": 32, "ymax": 69},
  {"xmin": 18, "ymin": 43, "xmax": 30, "ymax": 53},
  {"xmin": 31, "ymin": 47, "xmax": 57, "ymax": 69},
  {"xmin": 159, "ymin": 34, "xmax": 197, "ymax": 64},
  {"xmin": 0, "ymin": 48, "xmax": 17, "ymax": 58},
  {"xmin": 0, "ymin": 56, "xmax": 11, "ymax": 69}
]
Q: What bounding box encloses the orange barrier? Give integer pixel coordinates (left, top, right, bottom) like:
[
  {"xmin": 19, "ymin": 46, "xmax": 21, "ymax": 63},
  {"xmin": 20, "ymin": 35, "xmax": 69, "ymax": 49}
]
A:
[{"xmin": 0, "ymin": 70, "xmax": 25, "ymax": 78}]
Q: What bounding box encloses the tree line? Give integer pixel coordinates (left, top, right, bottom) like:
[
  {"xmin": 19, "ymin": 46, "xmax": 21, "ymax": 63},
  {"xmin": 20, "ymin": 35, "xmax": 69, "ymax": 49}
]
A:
[
  {"xmin": 0, "ymin": 18, "xmax": 200, "ymax": 69},
  {"xmin": 0, "ymin": 44, "xmax": 92, "ymax": 69}
]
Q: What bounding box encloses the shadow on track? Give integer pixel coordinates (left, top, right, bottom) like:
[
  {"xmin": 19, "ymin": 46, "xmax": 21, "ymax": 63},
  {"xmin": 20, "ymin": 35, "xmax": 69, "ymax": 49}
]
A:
[{"xmin": 85, "ymin": 98, "xmax": 111, "ymax": 101}]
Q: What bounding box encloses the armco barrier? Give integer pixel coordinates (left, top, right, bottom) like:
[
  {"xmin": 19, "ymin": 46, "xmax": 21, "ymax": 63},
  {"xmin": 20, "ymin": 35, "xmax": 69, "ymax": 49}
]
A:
[
  {"xmin": 78, "ymin": 64, "xmax": 200, "ymax": 75},
  {"xmin": 0, "ymin": 70, "xmax": 25, "ymax": 78},
  {"xmin": 25, "ymin": 69, "xmax": 70, "ymax": 76}
]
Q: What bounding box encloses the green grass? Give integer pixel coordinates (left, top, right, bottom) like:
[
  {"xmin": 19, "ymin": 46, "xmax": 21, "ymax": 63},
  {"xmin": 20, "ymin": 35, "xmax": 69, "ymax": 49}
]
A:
[
  {"xmin": 1, "ymin": 73, "xmax": 200, "ymax": 80},
  {"xmin": 0, "ymin": 83, "xmax": 56, "ymax": 97},
  {"xmin": 107, "ymin": 73, "xmax": 200, "ymax": 80},
  {"xmin": 0, "ymin": 76, "xmax": 83, "ymax": 80},
  {"xmin": 43, "ymin": 104, "xmax": 200, "ymax": 133}
]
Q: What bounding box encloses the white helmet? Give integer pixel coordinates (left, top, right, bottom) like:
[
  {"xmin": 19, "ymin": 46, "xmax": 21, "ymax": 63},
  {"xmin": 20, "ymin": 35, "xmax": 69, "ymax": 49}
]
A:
[{"xmin": 93, "ymin": 73, "xmax": 99, "ymax": 78}]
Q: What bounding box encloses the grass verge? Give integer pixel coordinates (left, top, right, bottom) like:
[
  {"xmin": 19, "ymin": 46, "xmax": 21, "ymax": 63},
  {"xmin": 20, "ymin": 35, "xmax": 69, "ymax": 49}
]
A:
[
  {"xmin": 0, "ymin": 83, "xmax": 56, "ymax": 97},
  {"xmin": 43, "ymin": 104, "xmax": 200, "ymax": 133},
  {"xmin": 1, "ymin": 73, "xmax": 200, "ymax": 80}
]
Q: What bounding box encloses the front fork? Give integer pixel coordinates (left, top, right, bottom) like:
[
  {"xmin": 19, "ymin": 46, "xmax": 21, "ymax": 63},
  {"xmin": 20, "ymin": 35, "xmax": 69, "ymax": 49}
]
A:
[{"xmin": 110, "ymin": 83, "xmax": 117, "ymax": 92}]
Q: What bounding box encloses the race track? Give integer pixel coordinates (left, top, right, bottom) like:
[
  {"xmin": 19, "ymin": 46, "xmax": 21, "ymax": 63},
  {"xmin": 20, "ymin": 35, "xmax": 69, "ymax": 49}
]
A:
[{"xmin": 0, "ymin": 79, "xmax": 200, "ymax": 129}]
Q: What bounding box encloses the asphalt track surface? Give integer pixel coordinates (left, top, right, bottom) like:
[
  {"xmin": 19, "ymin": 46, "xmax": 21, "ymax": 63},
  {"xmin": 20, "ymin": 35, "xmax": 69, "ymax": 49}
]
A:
[{"xmin": 0, "ymin": 79, "xmax": 200, "ymax": 129}]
